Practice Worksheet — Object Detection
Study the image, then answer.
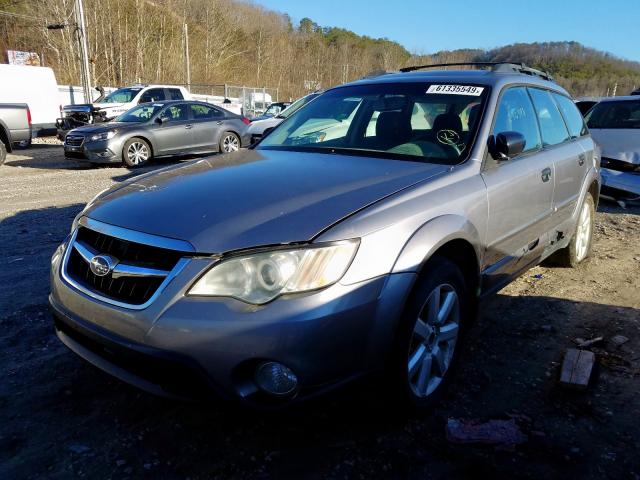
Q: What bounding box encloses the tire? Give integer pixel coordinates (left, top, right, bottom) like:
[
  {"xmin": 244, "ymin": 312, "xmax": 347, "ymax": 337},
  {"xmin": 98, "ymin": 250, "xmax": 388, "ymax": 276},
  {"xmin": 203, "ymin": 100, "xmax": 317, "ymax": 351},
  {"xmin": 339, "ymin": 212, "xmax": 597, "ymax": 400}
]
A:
[
  {"xmin": 0, "ymin": 141, "xmax": 6, "ymax": 166},
  {"xmin": 219, "ymin": 131, "xmax": 240, "ymax": 153},
  {"xmin": 549, "ymin": 193, "xmax": 595, "ymax": 268},
  {"xmin": 122, "ymin": 137, "xmax": 152, "ymax": 168},
  {"xmin": 388, "ymin": 256, "xmax": 470, "ymax": 409}
]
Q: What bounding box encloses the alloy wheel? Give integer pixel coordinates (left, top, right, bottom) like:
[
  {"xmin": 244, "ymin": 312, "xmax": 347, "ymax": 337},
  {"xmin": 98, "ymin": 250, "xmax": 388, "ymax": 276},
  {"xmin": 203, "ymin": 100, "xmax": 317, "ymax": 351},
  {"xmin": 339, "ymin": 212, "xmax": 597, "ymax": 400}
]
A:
[
  {"xmin": 127, "ymin": 142, "xmax": 149, "ymax": 165},
  {"xmin": 408, "ymin": 283, "xmax": 460, "ymax": 398},
  {"xmin": 222, "ymin": 134, "xmax": 239, "ymax": 153},
  {"xmin": 575, "ymin": 200, "xmax": 592, "ymax": 261}
]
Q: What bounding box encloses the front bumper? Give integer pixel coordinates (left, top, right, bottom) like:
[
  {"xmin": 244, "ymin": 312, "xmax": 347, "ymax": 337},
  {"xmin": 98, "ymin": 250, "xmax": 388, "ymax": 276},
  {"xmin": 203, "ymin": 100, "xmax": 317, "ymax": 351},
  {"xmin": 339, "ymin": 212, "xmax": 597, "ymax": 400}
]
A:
[
  {"xmin": 64, "ymin": 138, "xmax": 123, "ymax": 163},
  {"xmin": 50, "ymin": 242, "xmax": 415, "ymax": 404},
  {"xmin": 601, "ymin": 168, "xmax": 640, "ymax": 199}
]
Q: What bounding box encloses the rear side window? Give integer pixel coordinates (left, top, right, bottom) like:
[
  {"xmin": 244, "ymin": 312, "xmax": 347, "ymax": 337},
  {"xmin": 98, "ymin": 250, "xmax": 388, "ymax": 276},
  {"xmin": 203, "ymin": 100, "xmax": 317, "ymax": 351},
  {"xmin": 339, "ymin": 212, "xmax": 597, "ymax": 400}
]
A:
[
  {"xmin": 492, "ymin": 87, "xmax": 541, "ymax": 153},
  {"xmin": 139, "ymin": 88, "xmax": 166, "ymax": 103},
  {"xmin": 528, "ymin": 88, "xmax": 570, "ymax": 146},
  {"xmin": 190, "ymin": 104, "xmax": 223, "ymax": 119},
  {"xmin": 168, "ymin": 88, "xmax": 184, "ymax": 100},
  {"xmin": 553, "ymin": 93, "xmax": 587, "ymax": 138}
]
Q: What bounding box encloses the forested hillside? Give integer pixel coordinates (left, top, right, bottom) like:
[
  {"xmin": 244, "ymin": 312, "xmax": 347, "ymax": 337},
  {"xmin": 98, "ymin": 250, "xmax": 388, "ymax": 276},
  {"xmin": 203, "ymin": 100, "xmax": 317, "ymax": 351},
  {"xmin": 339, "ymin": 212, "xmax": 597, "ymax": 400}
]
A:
[{"xmin": 1, "ymin": 0, "xmax": 639, "ymax": 98}]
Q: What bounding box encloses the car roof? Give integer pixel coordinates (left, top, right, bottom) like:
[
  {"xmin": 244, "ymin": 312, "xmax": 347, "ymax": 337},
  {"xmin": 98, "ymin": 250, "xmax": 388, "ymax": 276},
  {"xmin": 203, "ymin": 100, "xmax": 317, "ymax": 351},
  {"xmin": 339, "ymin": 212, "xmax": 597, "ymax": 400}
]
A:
[
  {"xmin": 595, "ymin": 95, "xmax": 640, "ymax": 103},
  {"xmin": 338, "ymin": 69, "xmax": 569, "ymax": 96}
]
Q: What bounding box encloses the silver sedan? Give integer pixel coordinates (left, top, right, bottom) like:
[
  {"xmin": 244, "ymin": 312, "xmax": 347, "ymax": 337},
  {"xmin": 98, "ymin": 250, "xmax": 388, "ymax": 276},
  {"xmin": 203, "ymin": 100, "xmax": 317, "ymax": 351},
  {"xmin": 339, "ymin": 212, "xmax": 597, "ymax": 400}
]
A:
[{"xmin": 63, "ymin": 100, "xmax": 252, "ymax": 168}]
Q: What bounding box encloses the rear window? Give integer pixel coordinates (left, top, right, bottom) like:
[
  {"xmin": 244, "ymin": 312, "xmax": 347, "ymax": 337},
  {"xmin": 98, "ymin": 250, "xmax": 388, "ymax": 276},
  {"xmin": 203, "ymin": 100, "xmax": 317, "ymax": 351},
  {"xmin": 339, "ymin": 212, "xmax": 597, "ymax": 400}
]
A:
[
  {"xmin": 168, "ymin": 88, "xmax": 184, "ymax": 100},
  {"xmin": 585, "ymin": 100, "xmax": 640, "ymax": 129}
]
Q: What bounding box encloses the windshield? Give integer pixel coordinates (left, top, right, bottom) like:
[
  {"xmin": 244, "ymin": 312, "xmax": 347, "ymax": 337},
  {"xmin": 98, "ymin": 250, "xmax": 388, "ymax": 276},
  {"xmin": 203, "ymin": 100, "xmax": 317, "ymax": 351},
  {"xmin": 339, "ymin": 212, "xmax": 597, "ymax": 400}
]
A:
[
  {"xmin": 264, "ymin": 103, "xmax": 285, "ymax": 117},
  {"xmin": 115, "ymin": 103, "xmax": 164, "ymax": 123},
  {"xmin": 259, "ymin": 83, "xmax": 488, "ymax": 164},
  {"xmin": 277, "ymin": 94, "xmax": 318, "ymax": 119},
  {"xmin": 586, "ymin": 100, "xmax": 640, "ymax": 129},
  {"xmin": 103, "ymin": 87, "xmax": 142, "ymax": 104}
]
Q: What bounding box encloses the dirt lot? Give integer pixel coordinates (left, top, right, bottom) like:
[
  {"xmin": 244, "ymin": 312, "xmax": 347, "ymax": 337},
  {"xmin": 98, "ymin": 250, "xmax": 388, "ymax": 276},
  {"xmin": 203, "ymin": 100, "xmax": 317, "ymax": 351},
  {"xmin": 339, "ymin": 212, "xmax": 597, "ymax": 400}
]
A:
[{"xmin": 1, "ymin": 142, "xmax": 639, "ymax": 479}]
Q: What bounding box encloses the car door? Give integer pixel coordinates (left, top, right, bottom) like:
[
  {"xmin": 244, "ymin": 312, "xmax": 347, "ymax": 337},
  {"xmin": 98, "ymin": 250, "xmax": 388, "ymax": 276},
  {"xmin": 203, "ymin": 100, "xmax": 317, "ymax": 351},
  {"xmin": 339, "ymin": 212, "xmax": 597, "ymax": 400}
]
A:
[
  {"xmin": 549, "ymin": 91, "xmax": 591, "ymax": 227},
  {"xmin": 189, "ymin": 103, "xmax": 225, "ymax": 151},
  {"xmin": 481, "ymin": 87, "xmax": 555, "ymax": 288},
  {"xmin": 152, "ymin": 103, "xmax": 194, "ymax": 155}
]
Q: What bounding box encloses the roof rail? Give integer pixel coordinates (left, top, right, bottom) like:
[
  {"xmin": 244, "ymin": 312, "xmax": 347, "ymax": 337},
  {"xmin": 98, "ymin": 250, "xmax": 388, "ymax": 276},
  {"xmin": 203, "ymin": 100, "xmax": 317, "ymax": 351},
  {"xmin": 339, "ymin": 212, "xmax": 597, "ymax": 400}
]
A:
[{"xmin": 399, "ymin": 62, "xmax": 554, "ymax": 82}]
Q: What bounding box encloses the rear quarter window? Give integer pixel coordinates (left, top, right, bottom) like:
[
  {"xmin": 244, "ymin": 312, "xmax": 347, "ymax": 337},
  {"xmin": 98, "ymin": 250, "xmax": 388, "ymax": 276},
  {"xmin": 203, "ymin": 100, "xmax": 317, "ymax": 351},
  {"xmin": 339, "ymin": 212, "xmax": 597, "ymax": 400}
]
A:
[{"xmin": 553, "ymin": 93, "xmax": 587, "ymax": 138}]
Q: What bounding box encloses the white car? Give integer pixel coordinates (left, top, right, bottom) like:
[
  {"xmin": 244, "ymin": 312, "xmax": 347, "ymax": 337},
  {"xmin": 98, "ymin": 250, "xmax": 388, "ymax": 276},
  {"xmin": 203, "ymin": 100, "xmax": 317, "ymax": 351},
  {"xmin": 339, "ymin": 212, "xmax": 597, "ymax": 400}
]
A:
[
  {"xmin": 245, "ymin": 93, "xmax": 320, "ymax": 144},
  {"xmin": 91, "ymin": 85, "xmax": 192, "ymax": 120}
]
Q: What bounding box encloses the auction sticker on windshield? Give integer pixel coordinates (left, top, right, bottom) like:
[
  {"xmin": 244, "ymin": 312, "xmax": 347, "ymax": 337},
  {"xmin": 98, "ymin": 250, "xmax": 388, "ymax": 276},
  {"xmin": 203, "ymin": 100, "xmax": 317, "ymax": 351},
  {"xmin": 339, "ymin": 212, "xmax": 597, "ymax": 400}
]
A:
[{"xmin": 427, "ymin": 85, "xmax": 484, "ymax": 96}]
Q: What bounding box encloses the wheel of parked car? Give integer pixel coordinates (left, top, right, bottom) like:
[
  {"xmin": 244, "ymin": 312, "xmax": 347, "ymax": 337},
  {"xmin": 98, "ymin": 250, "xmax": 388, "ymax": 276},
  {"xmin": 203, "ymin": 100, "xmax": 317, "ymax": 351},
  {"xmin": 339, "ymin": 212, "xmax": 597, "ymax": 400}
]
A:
[
  {"xmin": 0, "ymin": 141, "xmax": 6, "ymax": 166},
  {"xmin": 219, "ymin": 132, "xmax": 240, "ymax": 153},
  {"xmin": 550, "ymin": 193, "xmax": 595, "ymax": 267},
  {"xmin": 122, "ymin": 137, "xmax": 152, "ymax": 168},
  {"xmin": 389, "ymin": 256, "xmax": 469, "ymax": 408}
]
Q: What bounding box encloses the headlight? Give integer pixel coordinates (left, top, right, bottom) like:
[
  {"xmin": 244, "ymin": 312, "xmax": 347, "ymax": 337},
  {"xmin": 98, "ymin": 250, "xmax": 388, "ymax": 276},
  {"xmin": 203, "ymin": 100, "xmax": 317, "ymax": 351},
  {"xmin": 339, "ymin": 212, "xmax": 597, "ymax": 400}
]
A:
[
  {"xmin": 88, "ymin": 130, "xmax": 116, "ymax": 142},
  {"xmin": 188, "ymin": 240, "xmax": 359, "ymax": 304}
]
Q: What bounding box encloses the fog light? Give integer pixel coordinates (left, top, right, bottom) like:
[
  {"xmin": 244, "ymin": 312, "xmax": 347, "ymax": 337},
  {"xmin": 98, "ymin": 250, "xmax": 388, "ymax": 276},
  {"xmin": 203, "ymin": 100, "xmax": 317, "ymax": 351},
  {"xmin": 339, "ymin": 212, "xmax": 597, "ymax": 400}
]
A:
[{"xmin": 254, "ymin": 361, "xmax": 298, "ymax": 396}]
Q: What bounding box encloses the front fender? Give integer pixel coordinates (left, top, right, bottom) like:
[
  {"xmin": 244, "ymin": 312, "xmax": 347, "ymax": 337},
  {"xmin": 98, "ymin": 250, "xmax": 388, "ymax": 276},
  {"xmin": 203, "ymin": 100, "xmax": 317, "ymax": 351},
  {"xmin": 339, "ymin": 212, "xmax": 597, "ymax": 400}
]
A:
[{"xmin": 392, "ymin": 214, "xmax": 483, "ymax": 273}]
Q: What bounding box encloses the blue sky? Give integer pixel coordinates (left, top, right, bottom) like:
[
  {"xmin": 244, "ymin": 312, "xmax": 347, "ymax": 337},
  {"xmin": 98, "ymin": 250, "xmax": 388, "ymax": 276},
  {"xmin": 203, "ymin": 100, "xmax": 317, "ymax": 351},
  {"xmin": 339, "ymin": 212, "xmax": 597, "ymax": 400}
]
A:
[{"xmin": 252, "ymin": 0, "xmax": 640, "ymax": 62}]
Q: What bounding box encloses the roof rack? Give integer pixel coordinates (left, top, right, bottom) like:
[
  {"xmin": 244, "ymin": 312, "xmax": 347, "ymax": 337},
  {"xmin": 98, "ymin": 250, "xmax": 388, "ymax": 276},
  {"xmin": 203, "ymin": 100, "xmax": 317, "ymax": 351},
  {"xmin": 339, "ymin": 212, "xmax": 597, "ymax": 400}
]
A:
[{"xmin": 399, "ymin": 62, "xmax": 554, "ymax": 82}]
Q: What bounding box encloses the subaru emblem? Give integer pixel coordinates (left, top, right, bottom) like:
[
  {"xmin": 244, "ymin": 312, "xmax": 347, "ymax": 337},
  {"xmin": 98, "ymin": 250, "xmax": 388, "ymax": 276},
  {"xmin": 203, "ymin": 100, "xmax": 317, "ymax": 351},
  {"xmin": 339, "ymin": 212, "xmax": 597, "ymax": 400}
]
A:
[{"xmin": 89, "ymin": 254, "xmax": 117, "ymax": 277}]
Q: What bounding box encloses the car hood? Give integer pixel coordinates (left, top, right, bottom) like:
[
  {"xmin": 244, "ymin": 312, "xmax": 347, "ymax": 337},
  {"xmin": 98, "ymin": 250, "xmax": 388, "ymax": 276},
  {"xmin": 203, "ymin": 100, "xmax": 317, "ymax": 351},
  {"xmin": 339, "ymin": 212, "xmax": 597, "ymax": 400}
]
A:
[
  {"xmin": 69, "ymin": 122, "xmax": 137, "ymax": 135},
  {"xmin": 246, "ymin": 117, "xmax": 283, "ymax": 134},
  {"xmin": 590, "ymin": 128, "xmax": 640, "ymax": 164},
  {"xmin": 84, "ymin": 149, "xmax": 448, "ymax": 253}
]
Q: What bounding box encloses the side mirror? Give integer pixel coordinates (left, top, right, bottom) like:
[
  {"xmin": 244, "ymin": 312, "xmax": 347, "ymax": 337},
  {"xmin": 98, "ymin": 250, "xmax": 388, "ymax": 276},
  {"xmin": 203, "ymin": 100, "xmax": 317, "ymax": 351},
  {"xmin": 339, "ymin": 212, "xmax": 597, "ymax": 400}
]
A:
[
  {"xmin": 155, "ymin": 116, "xmax": 166, "ymax": 125},
  {"xmin": 489, "ymin": 131, "xmax": 526, "ymax": 160}
]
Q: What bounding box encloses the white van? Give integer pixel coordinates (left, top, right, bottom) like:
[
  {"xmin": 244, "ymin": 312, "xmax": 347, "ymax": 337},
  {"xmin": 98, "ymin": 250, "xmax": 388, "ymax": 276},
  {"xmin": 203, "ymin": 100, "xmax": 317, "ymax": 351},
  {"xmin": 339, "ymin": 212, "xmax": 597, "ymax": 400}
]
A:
[{"xmin": 0, "ymin": 64, "xmax": 60, "ymax": 137}]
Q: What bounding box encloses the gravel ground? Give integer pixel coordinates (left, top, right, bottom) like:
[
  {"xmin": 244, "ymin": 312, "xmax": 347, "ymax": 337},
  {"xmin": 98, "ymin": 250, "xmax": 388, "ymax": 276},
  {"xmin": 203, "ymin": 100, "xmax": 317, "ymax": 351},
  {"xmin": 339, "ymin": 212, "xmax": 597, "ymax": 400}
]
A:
[{"xmin": 1, "ymin": 142, "xmax": 639, "ymax": 479}]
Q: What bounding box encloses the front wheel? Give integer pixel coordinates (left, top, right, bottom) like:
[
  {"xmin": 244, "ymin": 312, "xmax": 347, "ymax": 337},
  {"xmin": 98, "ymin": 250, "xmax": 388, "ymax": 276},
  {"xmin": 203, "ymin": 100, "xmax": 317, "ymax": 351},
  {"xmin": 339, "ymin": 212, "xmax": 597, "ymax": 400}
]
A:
[
  {"xmin": 550, "ymin": 193, "xmax": 595, "ymax": 267},
  {"xmin": 389, "ymin": 257, "xmax": 469, "ymax": 409},
  {"xmin": 0, "ymin": 141, "xmax": 6, "ymax": 166},
  {"xmin": 122, "ymin": 138, "xmax": 152, "ymax": 168},
  {"xmin": 219, "ymin": 132, "xmax": 240, "ymax": 153}
]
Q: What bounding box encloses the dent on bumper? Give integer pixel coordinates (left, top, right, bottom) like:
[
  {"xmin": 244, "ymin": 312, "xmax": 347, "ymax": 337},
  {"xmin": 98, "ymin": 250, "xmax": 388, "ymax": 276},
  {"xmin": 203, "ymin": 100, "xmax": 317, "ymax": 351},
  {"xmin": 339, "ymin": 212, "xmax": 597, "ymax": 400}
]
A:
[
  {"xmin": 50, "ymin": 250, "xmax": 416, "ymax": 402},
  {"xmin": 601, "ymin": 168, "xmax": 640, "ymax": 197}
]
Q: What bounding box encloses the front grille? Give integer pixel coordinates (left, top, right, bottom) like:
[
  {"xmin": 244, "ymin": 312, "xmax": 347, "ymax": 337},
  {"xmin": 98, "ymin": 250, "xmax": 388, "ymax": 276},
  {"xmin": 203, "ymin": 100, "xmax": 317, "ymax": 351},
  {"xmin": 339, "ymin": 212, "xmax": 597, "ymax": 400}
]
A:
[
  {"xmin": 601, "ymin": 157, "xmax": 640, "ymax": 173},
  {"xmin": 65, "ymin": 226, "xmax": 187, "ymax": 306},
  {"xmin": 65, "ymin": 134, "xmax": 85, "ymax": 147},
  {"xmin": 65, "ymin": 150, "xmax": 87, "ymax": 159}
]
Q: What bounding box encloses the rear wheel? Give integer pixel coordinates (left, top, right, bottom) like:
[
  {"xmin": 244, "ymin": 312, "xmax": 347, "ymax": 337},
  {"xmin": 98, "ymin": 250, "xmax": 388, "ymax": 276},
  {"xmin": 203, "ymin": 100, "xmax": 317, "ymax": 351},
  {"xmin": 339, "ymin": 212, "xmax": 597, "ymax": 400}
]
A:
[
  {"xmin": 389, "ymin": 257, "xmax": 469, "ymax": 409},
  {"xmin": 550, "ymin": 193, "xmax": 595, "ymax": 267},
  {"xmin": 219, "ymin": 132, "xmax": 240, "ymax": 153},
  {"xmin": 122, "ymin": 138, "xmax": 152, "ymax": 168}
]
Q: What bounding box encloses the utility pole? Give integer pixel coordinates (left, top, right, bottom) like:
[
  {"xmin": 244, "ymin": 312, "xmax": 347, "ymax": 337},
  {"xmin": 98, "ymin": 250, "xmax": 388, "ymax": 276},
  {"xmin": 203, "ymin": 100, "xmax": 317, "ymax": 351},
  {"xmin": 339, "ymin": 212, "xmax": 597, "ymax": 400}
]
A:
[
  {"xmin": 74, "ymin": 0, "xmax": 92, "ymax": 103},
  {"xmin": 183, "ymin": 23, "xmax": 191, "ymax": 91}
]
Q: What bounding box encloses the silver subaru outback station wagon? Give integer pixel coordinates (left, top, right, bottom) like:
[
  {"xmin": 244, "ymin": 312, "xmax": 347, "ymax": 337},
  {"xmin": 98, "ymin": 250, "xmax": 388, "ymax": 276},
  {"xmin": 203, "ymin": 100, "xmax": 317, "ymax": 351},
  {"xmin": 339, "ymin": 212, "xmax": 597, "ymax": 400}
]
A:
[{"xmin": 50, "ymin": 63, "xmax": 600, "ymax": 408}]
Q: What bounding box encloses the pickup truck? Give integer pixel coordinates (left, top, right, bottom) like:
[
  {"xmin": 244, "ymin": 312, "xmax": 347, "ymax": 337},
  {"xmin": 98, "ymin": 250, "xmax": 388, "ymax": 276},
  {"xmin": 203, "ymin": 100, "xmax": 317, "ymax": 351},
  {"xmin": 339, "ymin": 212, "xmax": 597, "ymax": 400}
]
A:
[{"xmin": 0, "ymin": 103, "xmax": 32, "ymax": 165}]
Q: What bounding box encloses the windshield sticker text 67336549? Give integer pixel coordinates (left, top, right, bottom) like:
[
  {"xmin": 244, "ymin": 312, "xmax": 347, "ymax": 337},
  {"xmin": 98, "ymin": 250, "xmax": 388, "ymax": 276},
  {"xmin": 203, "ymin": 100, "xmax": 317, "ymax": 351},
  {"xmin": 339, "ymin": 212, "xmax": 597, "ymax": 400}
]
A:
[{"xmin": 426, "ymin": 84, "xmax": 484, "ymax": 96}]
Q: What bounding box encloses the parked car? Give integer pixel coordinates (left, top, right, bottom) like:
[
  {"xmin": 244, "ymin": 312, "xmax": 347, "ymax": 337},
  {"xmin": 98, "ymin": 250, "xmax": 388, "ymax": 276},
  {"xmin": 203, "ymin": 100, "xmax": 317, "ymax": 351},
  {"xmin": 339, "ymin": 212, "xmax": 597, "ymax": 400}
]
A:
[
  {"xmin": 50, "ymin": 63, "xmax": 600, "ymax": 408},
  {"xmin": 0, "ymin": 103, "xmax": 32, "ymax": 165},
  {"xmin": 245, "ymin": 93, "xmax": 320, "ymax": 144},
  {"xmin": 0, "ymin": 64, "xmax": 59, "ymax": 139},
  {"xmin": 585, "ymin": 96, "xmax": 640, "ymax": 200},
  {"xmin": 57, "ymin": 84, "xmax": 192, "ymax": 138},
  {"xmin": 251, "ymin": 102, "xmax": 292, "ymax": 121},
  {"xmin": 574, "ymin": 97, "xmax": 602, "ymax": 116},
  {"xmin": 64, "ymin": 100, "xmax": 251, "ymax": 167}
]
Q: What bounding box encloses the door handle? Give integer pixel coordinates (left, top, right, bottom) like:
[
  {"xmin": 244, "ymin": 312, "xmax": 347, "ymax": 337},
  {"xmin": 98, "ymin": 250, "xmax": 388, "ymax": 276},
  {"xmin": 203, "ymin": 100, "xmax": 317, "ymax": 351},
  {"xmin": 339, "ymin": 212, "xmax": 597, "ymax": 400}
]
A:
[
  {"xmin": 578, "ymin": 153, "xmax": 586, "ymax": 166},
  {"xmin": 216, "ymin": 121, "xmax": 223, "ymax": 125},
  {"xmin": 185, "ymin": 124, "xmax": 193, "ymax": 129},
  {"xmin": 541, "ymin": 167, "xmax": 552, "ymax": 183}
]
